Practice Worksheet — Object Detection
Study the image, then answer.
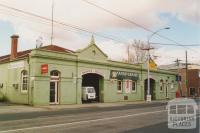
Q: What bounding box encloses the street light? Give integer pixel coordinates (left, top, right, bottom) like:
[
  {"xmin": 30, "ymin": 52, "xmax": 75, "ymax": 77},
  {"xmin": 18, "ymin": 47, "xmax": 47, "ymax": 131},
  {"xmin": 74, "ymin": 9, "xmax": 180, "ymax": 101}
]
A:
[{"xmin": 146, "ymin": 27, "xmax": 170, "ymax": 102}]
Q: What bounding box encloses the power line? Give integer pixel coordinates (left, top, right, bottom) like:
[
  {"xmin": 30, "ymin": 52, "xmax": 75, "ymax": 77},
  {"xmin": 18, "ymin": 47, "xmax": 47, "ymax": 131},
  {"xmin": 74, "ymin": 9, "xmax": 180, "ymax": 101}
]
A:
[
  {"xmin": 81, "ymin": 0, "xmax": 200, "ymax": 53},
  {"xmin": 51, "ymin": 0, "xmax": 54, "ymax": 45},
  {"xmin": 0, "ymin": 2, "xmax": 199, "ymax": 54},
  {"xmin": 0, "ymin": 3, "xmax": 130, "ymax": 46},
  {"xmin": 150, "ymin": 42, "xmax": 200, "ymax": 47}
]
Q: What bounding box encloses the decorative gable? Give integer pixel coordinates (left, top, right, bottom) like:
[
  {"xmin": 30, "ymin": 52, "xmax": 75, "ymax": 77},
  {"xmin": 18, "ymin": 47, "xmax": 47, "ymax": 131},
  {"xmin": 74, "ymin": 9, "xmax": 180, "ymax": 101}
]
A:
[{"xmin": 76, "ymin": 36, "xmax": 108, "ymax": 62}]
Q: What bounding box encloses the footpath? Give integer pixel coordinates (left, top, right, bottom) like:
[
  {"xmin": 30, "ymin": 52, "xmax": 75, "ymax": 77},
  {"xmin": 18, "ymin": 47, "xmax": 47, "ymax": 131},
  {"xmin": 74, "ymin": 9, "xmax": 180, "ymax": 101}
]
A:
[{"xmin": 0, "ymin": 100, "xmax": 168, "ymax": 114}]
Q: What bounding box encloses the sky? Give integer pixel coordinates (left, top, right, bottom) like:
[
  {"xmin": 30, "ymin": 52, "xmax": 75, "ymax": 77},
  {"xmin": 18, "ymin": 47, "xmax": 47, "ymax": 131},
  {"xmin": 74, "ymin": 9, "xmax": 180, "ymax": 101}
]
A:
[{"xmin": 0, "ymin": 0, "xmax": 199, "ymax": 65}]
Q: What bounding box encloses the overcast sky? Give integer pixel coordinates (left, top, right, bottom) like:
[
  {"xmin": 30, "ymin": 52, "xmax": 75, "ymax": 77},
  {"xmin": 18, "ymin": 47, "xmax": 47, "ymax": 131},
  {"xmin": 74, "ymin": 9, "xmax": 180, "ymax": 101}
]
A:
[{"xmin": 0, "ymin": 0, "xmax": 199, "ymax": 65}]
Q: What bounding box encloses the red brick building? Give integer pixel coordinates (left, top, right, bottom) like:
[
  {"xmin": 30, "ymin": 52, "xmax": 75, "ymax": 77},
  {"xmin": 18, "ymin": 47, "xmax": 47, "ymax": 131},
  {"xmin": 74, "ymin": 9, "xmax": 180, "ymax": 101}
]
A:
[
  {"xmin": 159, "ymin": 63, "xmax": 200, "ymax": 97},
  {"xmin": 178, "ymin": 69, "xmax": 200, "ymax": 97}
]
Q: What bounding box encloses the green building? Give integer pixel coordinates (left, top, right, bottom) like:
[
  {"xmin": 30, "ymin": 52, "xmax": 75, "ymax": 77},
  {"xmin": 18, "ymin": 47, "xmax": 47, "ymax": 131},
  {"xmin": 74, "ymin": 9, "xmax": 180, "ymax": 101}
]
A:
[{"xmin": 0, "ymin": 35, "xmax": 177, "ymax": 105}]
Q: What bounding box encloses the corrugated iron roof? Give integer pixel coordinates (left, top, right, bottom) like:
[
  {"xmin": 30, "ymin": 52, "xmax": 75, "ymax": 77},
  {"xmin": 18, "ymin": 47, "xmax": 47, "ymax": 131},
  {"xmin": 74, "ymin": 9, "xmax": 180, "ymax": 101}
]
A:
[{"xmin": 0, "ymin": 45, "xmax": 75, "ymax": 62}]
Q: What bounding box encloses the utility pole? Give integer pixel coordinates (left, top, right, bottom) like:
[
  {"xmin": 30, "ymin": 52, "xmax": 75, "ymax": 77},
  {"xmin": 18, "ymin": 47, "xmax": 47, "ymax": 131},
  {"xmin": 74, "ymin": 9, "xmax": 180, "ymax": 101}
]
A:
[
  {"xmin": 127, "ymin": 44, "xmax": 130, "ymax": 63},
  {"xmin": 185, "ymin": 50, "xmax": 188, "ymax": 97},
  {"xmin": 143, "ymin": 27, "xmax": 170, "ymax": 102},
  {"xmin": 51, "ymin": 0, "xmax": 54, "ymax": 45},
  {"xmin": 174, "ymin": 58, "xmax": 182, "ymax": 96}
]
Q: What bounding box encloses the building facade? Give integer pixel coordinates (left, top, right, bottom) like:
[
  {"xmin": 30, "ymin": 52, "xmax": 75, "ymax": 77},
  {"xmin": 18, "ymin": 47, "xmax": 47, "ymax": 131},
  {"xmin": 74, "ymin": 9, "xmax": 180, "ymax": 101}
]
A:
[
  {"xmin": 177, "ymin": 69, "xmax": 200, "ymax": 97},
  {"xmin": 0, "ymin": 35, "xmax": 178, "ymax": 105},
  {"xmin": 159, "ymin": 63, "xmax": 200, "ymax": 97}
]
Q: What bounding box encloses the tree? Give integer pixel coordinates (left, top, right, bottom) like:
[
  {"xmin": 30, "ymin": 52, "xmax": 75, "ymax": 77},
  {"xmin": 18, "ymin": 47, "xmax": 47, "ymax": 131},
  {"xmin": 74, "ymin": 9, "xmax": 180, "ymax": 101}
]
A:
[{"xmin": 125, "ymin": 40, "xmax": 149, "ymax": 64}]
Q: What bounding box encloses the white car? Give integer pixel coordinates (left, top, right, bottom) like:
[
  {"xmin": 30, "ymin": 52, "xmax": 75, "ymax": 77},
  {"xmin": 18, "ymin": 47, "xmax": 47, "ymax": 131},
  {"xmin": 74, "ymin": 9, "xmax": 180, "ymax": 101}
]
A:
[{"xmin": 82, "ymin": 86, "xmax": 96, "ymax": 101}]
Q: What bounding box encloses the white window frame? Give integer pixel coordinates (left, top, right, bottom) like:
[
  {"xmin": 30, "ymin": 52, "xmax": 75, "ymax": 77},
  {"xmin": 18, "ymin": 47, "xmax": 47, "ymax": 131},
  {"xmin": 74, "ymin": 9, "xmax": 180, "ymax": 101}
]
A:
[
  {"xmin": 131, "ymin": 80, "xmax": 137, "ymax": 93},
  {"xmin": 21, "ymin": 70, "xmax": 28, "ymax": 93},
  {"xmin": 117, "ymin": 80, "xmax": 123, "ymax": 93}
]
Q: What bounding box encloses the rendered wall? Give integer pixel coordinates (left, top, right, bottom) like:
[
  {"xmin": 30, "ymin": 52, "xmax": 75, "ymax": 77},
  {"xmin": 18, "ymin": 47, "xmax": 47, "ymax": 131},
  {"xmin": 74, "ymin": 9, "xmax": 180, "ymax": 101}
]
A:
[{"xmin": 0, "ymin": 60, "xmax": 29, "ymax": 104}]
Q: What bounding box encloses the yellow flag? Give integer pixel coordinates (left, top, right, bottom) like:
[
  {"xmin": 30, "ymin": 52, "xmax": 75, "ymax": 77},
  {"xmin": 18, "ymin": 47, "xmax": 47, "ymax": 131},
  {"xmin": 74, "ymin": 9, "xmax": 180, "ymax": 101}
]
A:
[{"xmin": 149, "ymin": 58, "xmax": 157, "ymax": 70}]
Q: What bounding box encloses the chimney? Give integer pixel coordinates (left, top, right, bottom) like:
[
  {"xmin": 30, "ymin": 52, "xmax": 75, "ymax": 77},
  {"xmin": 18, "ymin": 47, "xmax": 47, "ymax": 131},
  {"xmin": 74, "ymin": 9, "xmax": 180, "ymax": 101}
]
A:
[{"xmin": 10, "ymin": 35, "xmax": 19, "ymax": 60}]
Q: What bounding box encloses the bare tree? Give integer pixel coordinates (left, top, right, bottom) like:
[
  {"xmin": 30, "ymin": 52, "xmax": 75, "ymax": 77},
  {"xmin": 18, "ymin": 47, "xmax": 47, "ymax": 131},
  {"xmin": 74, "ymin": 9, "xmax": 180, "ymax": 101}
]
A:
[{"xmin": 125, "ymin": 40, "xmax": 149, "ymax": 64}]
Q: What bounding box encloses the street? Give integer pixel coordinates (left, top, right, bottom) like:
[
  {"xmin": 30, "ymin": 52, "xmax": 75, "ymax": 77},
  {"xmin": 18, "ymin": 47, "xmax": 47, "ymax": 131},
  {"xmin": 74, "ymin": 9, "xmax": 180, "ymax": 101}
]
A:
[{"xmin": 0, "ymin": 101, "xmax": 199, "ymax": 133}]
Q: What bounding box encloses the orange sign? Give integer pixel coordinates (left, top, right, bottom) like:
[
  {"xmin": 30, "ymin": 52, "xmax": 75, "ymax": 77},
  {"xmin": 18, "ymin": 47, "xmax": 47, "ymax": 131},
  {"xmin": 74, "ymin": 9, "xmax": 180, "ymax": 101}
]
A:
[{"xmin": 41, "ymin": 64, "xmax": 48, "ymax": 74}]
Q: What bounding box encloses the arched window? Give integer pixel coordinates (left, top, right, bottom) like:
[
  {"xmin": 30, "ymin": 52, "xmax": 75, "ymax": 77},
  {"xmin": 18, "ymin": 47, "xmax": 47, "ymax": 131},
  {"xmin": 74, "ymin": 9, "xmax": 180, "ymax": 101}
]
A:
[
  {"xmin": 50, "ymin": 70, "xmax": 60, "ymax": 76},
  {"xmin": 21, "ymin": 70, "xmax": 28, "ymax": 93},
  {"xmin": 50, "ymin": 70, "xmax": 60, "ymax": 81}
]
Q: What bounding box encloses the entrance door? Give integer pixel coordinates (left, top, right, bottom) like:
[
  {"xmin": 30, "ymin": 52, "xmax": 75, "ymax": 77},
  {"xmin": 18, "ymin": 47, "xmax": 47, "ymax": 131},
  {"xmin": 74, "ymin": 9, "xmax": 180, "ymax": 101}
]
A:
[
  {"xmin": 144, "ymin": 78, "xmax": 156, "ymax": 100},
  {"xmin": 50, "ymin": 81, "xmax": 58, "ymax": 104}
]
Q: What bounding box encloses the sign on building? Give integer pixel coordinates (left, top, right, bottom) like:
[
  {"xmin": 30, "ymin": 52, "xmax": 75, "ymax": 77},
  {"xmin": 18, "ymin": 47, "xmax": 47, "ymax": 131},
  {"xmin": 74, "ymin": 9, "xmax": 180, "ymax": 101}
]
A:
[
  {"xmin": 125, "ymin": 80, "xmax": 132, "ymax": 93},
  {"xmin": 41, "ymin": 64, "xmax": 48, "ymax": 74},
  {"xmin": 8, "ymin": 61, "xmax": 25, "ymax": 69},
  {"xmin": 110, "ymin": 70, "xmax": 139, "ymax": 80},
  {"xmin": 149, "ymin": 58, "xmax": 157, "ymax": 70}
]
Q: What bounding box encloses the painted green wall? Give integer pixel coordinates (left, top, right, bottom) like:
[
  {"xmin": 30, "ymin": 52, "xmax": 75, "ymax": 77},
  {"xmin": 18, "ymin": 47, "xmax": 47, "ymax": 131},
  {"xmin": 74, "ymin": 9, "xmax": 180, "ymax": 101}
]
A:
[{"xmin": 0, "ymin": 59, "xmax": 29, "ymax": 104}]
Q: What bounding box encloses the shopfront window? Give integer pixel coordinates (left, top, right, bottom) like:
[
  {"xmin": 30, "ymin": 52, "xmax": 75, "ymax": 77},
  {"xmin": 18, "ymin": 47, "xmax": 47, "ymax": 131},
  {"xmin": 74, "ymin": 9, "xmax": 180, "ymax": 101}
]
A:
[
  {"xmin": 117, "ymin": 80, "xmax": 122, "ymax": 92},
  {"xmin": 132, "ymin": 81, "xmax": 136, "ymax": 92},
  {"xmin": 21, "ymin": 70, "xmax": 28, "ymax": 93}
]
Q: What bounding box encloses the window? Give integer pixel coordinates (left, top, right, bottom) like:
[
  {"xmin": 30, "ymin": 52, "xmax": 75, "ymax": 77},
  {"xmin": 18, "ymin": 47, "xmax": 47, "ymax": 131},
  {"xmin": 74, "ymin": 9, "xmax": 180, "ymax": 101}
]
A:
[
  {"xmin": 132, "ymin": 81, "xmax": 136, "ymax": 92},
  {"xmin": 50, "ymin": 70, "xmax": 59, "ymax": 76},
  {"xmin": 50, "ymin": 70, "xmax": 60, "ymax": 81},
  {"xmin": 160, "ymin": 79, "xmax": 164, "ymax": 91},
  {"xmin": 190, "ymin": 88, "xmax": 195, "ymax": 96},
  {"xmin": 21, "ymin": 70, "xmax": 28, "ymax": 93},
  {"xmin": 117, "ymin": 80, "xmax": 122, "ymax": 92},
  {"xmin": 171, "ymin": 80, "xmax": 174, "ymax": 89}
]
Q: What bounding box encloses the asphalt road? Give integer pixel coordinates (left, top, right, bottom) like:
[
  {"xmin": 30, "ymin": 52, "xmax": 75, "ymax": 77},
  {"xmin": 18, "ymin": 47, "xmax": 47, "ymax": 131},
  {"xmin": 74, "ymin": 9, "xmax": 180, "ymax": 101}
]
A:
[{"xmin": 0, "ymin": 101, "xmax": 199, "ymax": 133}]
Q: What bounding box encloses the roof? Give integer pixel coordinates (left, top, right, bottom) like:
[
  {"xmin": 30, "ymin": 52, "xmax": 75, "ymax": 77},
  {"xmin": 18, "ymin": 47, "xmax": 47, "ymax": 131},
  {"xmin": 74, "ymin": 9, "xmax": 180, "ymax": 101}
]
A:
[
  {"xmin": 76, "ymin": 36, "xmax": 108, "ymax": 58},
  {"xmin": 0, "ymin": 45, "xmax": 75, "ymax": 63}
]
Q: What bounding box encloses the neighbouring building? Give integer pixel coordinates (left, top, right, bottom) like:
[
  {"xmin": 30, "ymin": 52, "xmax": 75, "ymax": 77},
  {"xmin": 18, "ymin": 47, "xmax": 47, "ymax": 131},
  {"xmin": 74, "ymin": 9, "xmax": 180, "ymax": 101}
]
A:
[
  {"xmin": 179, "ymin": 69, "xmax": 200, "ymax": 97},
  {"xmin": 0, "ymin": 35, "xmax": 178, "ymax": 105},
  {"xmin": 159, "ymin": 63, "xmax": 200, "ymax": 97}
]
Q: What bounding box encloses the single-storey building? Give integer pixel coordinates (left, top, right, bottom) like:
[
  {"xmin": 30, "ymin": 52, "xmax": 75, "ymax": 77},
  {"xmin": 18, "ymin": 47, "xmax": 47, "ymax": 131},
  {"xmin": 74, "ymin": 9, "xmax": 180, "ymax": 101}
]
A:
[{"xmin": 0, "ymin": 35, "xmax": 178, "ymax": 105}]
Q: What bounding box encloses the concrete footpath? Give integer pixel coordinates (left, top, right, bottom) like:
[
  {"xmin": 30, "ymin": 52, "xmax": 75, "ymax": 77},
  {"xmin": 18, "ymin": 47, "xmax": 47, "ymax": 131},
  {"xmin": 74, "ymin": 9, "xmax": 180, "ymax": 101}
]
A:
[{"xmin": 0, "ymin": 100, "xmax": 168, "ymax": 114}]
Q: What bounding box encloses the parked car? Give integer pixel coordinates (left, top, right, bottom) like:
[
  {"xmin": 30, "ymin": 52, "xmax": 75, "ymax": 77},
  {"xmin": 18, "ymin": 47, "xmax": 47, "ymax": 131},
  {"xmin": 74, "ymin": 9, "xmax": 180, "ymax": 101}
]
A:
[{"xmin": 82, "ymin": 86, "xmax": 96, "ymax": 101}]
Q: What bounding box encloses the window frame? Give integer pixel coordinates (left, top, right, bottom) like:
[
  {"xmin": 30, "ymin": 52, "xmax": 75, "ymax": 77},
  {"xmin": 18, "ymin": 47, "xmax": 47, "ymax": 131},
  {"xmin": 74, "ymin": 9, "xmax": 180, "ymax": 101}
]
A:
[
  {"xmin": 131, "ymin": 80, "xmax": 137, "ymax": 93},
  {"xmin": 21, "ymin": 70, "xmax": 28, "ymax": 93},
  {"xmin": 160, "ymin": 80, "xmax": 164, "ymax": 92},
  {"xmin": 117, "ymin": 80, "xmax": 123, "ymax": 93}
]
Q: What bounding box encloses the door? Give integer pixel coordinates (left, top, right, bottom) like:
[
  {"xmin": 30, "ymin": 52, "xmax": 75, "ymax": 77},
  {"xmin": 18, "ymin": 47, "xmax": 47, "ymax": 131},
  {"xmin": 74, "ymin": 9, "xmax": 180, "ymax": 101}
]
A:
[{"xmin": 50, "ymin": 81, "xmax": 58, "ymax": 104}]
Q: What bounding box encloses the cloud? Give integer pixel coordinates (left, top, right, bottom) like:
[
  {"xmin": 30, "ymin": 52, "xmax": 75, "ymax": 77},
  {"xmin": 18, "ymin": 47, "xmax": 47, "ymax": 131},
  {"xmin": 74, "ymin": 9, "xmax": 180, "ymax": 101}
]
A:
[
  {"xmin": 98, "ymin": 40, "xmax": 127, "ymax": 61},
  {"xmin": 156, "ymin": 0, "xmax": 200, "ymax": 25},
  {"xmin": 0, "ymin": 0, "xmax": 199, "ymax": 64}
]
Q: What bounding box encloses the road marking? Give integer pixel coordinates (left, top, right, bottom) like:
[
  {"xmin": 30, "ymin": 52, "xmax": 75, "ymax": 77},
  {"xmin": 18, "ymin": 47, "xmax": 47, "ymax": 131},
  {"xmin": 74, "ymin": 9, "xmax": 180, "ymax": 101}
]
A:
[{"xmin": 0, "ymin": 109, "xmax": 166, "ymax": 133}]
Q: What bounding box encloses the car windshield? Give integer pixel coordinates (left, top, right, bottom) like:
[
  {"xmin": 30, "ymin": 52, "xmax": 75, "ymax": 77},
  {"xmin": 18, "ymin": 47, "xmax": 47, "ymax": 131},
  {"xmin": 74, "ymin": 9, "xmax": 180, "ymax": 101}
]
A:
[{"xmin": 87, "ymin": 88, "xmax": 95, "ymax": 93}]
